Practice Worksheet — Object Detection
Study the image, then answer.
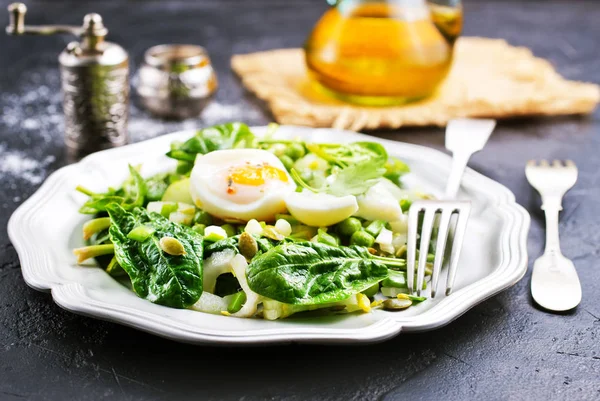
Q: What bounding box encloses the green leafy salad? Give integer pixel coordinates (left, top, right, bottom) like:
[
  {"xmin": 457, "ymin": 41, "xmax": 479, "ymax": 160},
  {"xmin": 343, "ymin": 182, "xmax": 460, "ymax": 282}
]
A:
[{"xmin": 73, "ymin": 122, "xmax": 434, "ymax": 320}]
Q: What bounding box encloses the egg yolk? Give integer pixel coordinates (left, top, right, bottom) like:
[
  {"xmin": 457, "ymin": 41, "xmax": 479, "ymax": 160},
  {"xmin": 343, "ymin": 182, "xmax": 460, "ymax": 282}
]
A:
[{"xmin": 228, "ymin": 163, "xmax": 289, "ymax": 187}]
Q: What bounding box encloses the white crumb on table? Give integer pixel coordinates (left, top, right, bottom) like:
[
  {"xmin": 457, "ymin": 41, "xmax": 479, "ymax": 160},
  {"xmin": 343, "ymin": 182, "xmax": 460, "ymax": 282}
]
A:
[{"xmin": 0, "ymin": 144, "xmax": 55, "ymax": 185}]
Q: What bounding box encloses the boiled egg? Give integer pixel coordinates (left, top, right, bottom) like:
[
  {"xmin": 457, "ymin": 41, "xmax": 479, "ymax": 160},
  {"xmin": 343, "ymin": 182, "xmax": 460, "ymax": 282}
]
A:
[
  {"xmin": 354, "ymin": 180, "xmax": 403, "ymax": 222},
  {"xmin": 284, "ymin": 191, "xmax": 358, "ymax": 227},
  {"xmin": 190, "ymin": 149, "xmax": 296, "ymax": 222}
]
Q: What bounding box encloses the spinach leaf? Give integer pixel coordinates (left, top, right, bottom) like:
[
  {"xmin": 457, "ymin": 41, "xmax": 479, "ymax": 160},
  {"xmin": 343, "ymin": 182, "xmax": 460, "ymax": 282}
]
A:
[
  {"xmin": 247, "ymin": 242, "xmax": 388, "ymax": 305},
  {"xmin": 166, "ymin": 123, "xmax": 255, "ymax": 168},
  {"xmin": 107, "ymin": 204, "xmax": 203, "ymax": 308},
  {"xmin": 78, "ymin": 165, "xmax": 148, "ymax": 214},
  {"xmin": 204, "ymin": 235, "xmax": 239, "ymax": 257}
]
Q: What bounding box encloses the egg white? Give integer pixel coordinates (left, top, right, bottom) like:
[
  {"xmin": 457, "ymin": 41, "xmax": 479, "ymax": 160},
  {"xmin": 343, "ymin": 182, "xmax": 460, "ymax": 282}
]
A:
[
  {"xmin": 285, "ymin": 191, "xmax": 358, "ymax": 227},
  {"xmin": 354, "ymin": 180, "xmax": 404, "ymax": 222}
]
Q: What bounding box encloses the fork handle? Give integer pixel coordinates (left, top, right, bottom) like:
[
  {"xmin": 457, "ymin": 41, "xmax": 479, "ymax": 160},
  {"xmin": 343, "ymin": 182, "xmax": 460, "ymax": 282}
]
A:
[
  {"xmin": 444, "ymin": 152, "xmax": 471, "ymax": 199},
  {"xmin": 542, "ymin": 196, "xmax": 563, "ymax": 257}
]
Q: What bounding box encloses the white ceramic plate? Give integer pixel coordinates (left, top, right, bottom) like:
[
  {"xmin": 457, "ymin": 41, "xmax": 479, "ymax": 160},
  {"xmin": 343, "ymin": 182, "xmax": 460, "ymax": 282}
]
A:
[{"xmin": 8, "ymin": 126, "xmax": 530, "ymax": 345}]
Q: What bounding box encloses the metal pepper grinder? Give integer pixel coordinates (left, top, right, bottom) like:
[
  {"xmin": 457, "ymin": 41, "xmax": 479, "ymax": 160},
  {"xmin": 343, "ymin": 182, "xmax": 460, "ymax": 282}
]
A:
[{"xmin": 6, "ymin": 3, "xmax": 129, "ymax": 154}]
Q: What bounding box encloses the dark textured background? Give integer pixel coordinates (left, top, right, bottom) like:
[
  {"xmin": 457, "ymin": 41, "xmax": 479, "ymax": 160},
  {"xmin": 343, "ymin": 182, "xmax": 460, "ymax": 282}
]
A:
[{"xmin": 1, "ymin": 1, "xmax": 599, "ymax": 400}]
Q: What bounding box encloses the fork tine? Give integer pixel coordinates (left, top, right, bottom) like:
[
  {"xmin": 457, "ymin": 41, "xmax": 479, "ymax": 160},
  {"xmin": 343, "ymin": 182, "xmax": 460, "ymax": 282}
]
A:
[
  {"xmin": 552, "ymin": 160, "xmax": 562, "ymax": 167},
  {"xmin": 430, "ymin": 209, "xmax": 452, "ymax": 298},
  {"xmin": 416, "ymin": 208, "xmax": 435, "ymax": 296},
  {"xmin": 565, "ymin": 160, "xmax": 576, "ymax": 168},
  {"xmin": 406, "ymin": 204, "xmax": 421, "ymax": 293},
  {"xmin": 540, "ymin": 160, "xmax": 549, "ymax": 167},
  {"xmin": 445, "ymin": 204, "xmax": 471, "ymax": 296},
  {"xmin": 526, "ymin": 160, "xmax": 537, "ymax": 167}
]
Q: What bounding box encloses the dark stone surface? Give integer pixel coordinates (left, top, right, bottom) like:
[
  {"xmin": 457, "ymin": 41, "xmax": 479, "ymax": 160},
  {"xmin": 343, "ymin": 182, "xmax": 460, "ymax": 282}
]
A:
[{"xmin": 1, "ymin": 1, "xmax": 599, "ymax": 400}]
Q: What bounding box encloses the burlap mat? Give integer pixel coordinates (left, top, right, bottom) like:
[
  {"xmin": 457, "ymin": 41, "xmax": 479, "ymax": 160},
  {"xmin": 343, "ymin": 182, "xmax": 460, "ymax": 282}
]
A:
[{"xmin": 232, "ymin": 37, "xmax": 599, "ymax": 131}]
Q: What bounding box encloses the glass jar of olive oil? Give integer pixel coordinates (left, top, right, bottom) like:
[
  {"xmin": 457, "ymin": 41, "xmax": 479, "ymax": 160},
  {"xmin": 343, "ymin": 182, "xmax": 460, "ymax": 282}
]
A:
[{"xmin": 304, "ymin": 0, "xmax": 462, "ymax": 106}]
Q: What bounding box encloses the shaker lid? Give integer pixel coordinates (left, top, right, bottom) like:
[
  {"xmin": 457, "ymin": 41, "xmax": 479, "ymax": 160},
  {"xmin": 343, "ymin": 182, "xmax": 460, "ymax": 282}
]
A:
[{"xmin": 144, "ymin": 44, "xmax": 211, "ymax": 70}]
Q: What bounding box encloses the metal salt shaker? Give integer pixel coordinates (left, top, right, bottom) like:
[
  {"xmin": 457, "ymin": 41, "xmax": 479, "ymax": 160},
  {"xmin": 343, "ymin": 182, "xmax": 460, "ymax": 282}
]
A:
[
  {"xmin": 6, "ymin": 3, "xmax": 129, "ymax": 154},
  {"xmin": 136, "ymin": 44, "xmax": 218, "ymax": 120}
]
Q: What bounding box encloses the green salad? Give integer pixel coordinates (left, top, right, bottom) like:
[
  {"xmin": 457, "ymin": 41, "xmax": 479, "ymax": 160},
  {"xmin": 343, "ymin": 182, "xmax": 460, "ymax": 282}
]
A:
[{"xmin": 73, "ymin": 122, "xmax": 433, "ymax": 320}]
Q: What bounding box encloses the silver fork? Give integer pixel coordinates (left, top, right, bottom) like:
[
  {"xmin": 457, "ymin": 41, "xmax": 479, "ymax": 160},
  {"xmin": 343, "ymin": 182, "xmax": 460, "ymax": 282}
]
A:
[
  {"xmin": 407, "ymin": 200, "xmax": 472, "ymax": 297},
  {"xmin": 405, "ymin": 118, "xmax": 493, "ymax": 298},
  {"xmin": 526, "ymin": 159, "xmax": 581, "ymax": 311}
]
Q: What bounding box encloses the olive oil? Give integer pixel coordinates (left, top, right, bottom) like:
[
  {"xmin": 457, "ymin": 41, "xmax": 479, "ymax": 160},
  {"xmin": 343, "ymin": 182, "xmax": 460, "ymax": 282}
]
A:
[{"xmin": 304, "ymin": 0, "xmax": 462, "ymax": 105}]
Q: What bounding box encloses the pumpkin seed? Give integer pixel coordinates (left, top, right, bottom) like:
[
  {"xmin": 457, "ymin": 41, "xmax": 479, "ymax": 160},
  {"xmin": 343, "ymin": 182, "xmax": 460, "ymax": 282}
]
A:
[
  {"xmin": 383, "ymin": 298, "xmax": 412, "ymax": 311},
  {"xmin": 159, "ymin": 236, "xmax": 186, "ymax": 256}
]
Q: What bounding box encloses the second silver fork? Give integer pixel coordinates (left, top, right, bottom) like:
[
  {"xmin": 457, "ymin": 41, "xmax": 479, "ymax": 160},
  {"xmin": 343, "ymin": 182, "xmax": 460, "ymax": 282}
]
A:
[{"xmin": 526, "ymin": 159, "xmax": 581, "ymax": 311}]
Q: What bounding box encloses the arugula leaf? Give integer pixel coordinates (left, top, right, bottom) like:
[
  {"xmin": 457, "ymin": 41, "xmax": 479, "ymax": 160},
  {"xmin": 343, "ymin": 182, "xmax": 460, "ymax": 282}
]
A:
[
  {"xmin": 107, "ymin": 204, "xmax": 204, "ymax": 308},
  {"xmin": 166, "ymin": 123, "xmax": 255, "ymax": 168},
  {"xmin": 81, "ymin": 222, "xmax": 118, "ymax": 274},
  {"xmin": 78, "ymin": 165, "xmax": 148, "ymax": 214},
  {"xmin": 290, "ymin": 141, "xmax": 390, "ymax": 197},
  {"xmin": 305, "ymin": 142, "xmax": 387, "ymax": 168},
  {"xmin": 291, "ymin": 157, "xmax": 387, "ymax": 197},
  {"xmin": 247, "ymin": 242, "xmax": 388, "ymax": 305},
  {"xmin": 122, "ymin": 165, "xmax": 147, "ymax": 208},
  {"xmin": 324, "ymin": 160, "xmax": 387, "ymax": 196},
  {"xmin": 78, "ymin": 196, "xmax": 125, "ymax": 214},
  {"xmin": 384, "ymin": 157, "xmax": 410, "ymax": 185},
  {"xmin": 144, "ymin": 172, "xmax": 171, "ymax": 202}
]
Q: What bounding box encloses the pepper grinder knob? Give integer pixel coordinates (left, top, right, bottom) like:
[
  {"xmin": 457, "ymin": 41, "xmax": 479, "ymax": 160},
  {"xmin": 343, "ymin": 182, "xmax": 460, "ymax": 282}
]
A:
[
  {"xmin": 6, "ymin": 2, "xmax": 26, "ymax": 35},
  {"xmin": 82, "ymin": 13, "xmax": 107, "ymax": 37},
  {"xmin": 81, "ymin": 13, "xmax": 107, "ymax": 51}
]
